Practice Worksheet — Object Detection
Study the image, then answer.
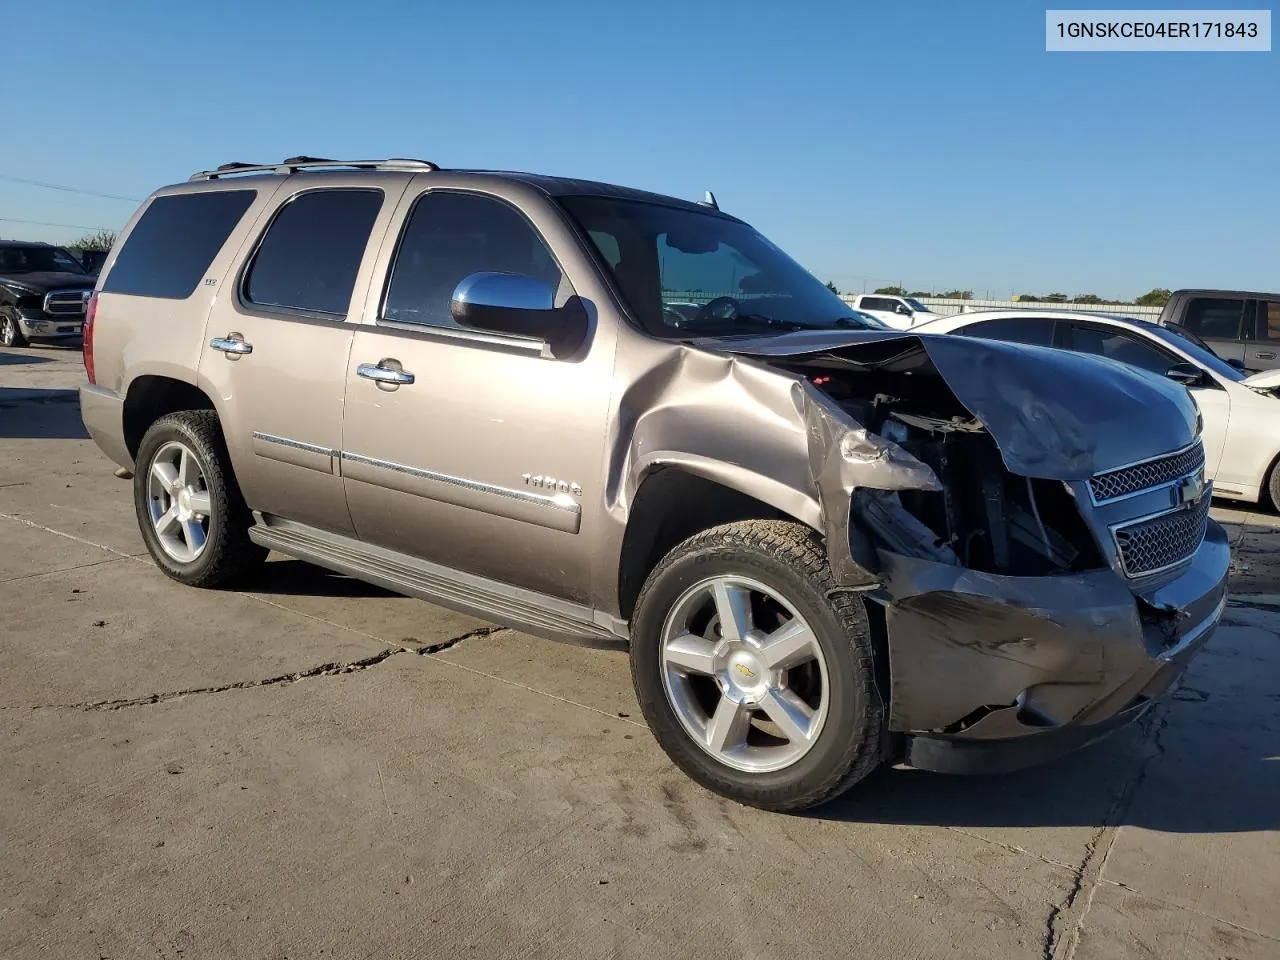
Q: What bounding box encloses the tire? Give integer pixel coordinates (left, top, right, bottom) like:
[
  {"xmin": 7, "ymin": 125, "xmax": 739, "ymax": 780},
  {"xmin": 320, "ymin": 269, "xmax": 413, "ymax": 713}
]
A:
[
  {"xmin": 133, "ymin": 410, "xmax": 266, "ymax": 588},
  {"xmin": 1267, "ymin": 459, "xmax": 1280, "ymax": 514},
  {"xmin": 630, "ymin": 519, "xmax": 886, "ymax": 812},
  {"xmin": 0, "ymin": 309, "xmax": 28, "ymax": 348}
]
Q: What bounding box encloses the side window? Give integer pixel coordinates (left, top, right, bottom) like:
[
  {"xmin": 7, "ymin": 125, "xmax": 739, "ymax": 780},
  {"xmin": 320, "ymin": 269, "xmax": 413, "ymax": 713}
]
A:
[
  {"xmin": 102, "ymin": 190, "xmax": 256, "ymax": 299},
  {"xmin": 1256, "ymin": 301, "xmax": 1280, "ymax": 341},
  {"xmin": 959, "ymin": 317, "xmax": 1056, "ymax": 346},
  {"xmin": 861, "ymin": 296, "xmax": 895, "ymax": 312},
  {"xmin": 244, "ymin": 189, "xmax": 383, "ymax": 316},
  {"xmin": 383, "ymin": 192, "xmax": 563, "ymax": 329},
  {"xmin": 1182, "ymin": 297, "xmax": 1246, "ymax": 340},
  {"xmin": 1061, "ymin": 323, "xmax": 1176, "ymax": 375}
]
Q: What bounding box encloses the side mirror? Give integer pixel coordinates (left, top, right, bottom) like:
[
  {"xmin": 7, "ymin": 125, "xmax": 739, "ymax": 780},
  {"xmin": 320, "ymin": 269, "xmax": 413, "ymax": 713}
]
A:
[
  {"xmin": 895, "ymin": 303, "xmax": 913, "ymax": 316},
  {"xmin": 1165, "ymin": 362, "xmax": 1204, "ymax": 386},
  {"xmin": 451, "ymin": 272, "xmax": 588, "ymax": 359}
]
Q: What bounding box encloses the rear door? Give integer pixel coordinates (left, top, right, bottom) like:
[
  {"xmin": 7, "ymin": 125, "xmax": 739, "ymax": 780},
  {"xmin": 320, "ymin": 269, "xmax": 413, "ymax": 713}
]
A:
[
  {"xmin": 1178, "ymin": 295, "xmax": 1250, "ymax": 367},
  {"xmin": 198, "ymin": 176, "xmax": 410, "ymax": 534},
  {"xmin": 1058, "ymin": 321, "xmax": 1230, "ymax": 478},
  {"xmin": 1244, "ymin": 298, "xmax": 1280, "ymax": 371}
]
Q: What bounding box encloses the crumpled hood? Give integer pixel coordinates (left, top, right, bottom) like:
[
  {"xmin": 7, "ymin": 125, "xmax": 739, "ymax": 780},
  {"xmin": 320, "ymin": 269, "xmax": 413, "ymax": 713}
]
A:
[
  {"xmin": 713, "ymin": 329, "xmax": 1200, "ymax": 481},
  {"xmin": 1242, "ymin": 368, "xmax": 1280, "ymax": 390}
]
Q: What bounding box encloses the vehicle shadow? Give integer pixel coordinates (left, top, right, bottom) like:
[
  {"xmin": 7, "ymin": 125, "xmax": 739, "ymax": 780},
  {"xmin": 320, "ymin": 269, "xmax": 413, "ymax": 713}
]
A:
[
  {"xmin": 252, "ymin": 558, "xmax": 397, "ymax": 599},
  {"xmin": 813, "ymin": 674, "xmax": 1280, "ymax": 834},
  {"xmin": 0, "ymin": 388, "xmax": 89, "ymax": 439},
  {"xmin": 0, "ymin": 351, "xmax": 55, "ymax": 366}
]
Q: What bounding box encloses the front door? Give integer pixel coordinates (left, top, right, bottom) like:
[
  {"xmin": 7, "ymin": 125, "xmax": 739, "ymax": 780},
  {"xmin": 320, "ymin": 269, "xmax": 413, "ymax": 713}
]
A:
[
  {"xmin": 339, "ymin": 185, "xmax": 616, "ymax": 602},
  {"xmin": 1179, "ymin": 295, "xmax": 1250, "ymax": 367},
  {"xmin": 199, "ymin": 179, "xmax": 407, "ymax": 534}
]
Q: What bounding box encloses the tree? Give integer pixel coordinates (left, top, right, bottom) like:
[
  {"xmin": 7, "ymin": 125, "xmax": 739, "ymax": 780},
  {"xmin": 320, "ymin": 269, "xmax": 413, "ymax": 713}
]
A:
[
  {"xmin": 940, "ymin": 289, "xmax": 974, "ymax": 300},
  {"xmin": 69, "ymin": 229, "xmax": 116, "ymax": 252},
  {"xmin": 825, "ymin": 280, "xmax": 840, "ymax": 295},
  {"xmin": 1134, "ymin": 288, "xmax": 1172, "ymax": 307},
  {"xmin": 1042, "ymin": 293, "xmax": 1069, "ymax": 303},
  {"xmin": 1073, "ymin": 293, "xmax": 1103, "ymax": 304},
  {"xmin": 1013, "ymin": 293, "xmax": 1039, "ymax": 302},
  {"xmin": 873, "ymin": 286, "xmax": 905, "ymax": 295}
]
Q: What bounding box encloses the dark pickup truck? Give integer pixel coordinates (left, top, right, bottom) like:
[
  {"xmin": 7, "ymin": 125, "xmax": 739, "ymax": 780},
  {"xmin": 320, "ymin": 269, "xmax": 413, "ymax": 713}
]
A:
[
  {"xmin": 0, "ymin": 240, "xmax": 97, "ymax": 348},
  {"xmin": 1158, "ymin": 288, "xmax": 1280, "ymax": 372}
]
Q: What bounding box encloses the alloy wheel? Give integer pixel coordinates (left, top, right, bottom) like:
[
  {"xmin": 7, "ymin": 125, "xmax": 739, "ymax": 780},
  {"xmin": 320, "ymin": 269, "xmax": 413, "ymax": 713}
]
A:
[
  {"xmin": 659, "ymin": 575, "xmax": 830, "ymax": 773},
  {"xmin": 146, "ymin": 440, "xmax": 212, "ymax": 563}
]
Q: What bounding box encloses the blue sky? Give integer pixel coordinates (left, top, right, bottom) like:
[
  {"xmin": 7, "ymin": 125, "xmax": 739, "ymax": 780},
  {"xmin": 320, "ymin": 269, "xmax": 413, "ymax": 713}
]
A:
[{"xmin": 4, "ymin": 0, "xmax": 1275, "ymax": 299}]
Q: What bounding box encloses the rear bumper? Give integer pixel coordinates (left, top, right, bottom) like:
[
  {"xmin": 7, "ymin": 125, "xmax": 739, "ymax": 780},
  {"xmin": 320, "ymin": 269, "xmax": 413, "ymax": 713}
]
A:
[
  {"xmin": 880, "ymin": 518, "xmax": 1230, "ymax": 775},
  {"xmin": 79, "ymin": 384, "xmax": 131, "ymax": 470}
]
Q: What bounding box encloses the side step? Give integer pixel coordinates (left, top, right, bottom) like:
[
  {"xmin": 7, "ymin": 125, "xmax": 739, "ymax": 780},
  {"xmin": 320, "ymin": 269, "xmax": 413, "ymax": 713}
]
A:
[{"xmin": 248, "ymin": 516, "xmax": 627, "ymax": 646}]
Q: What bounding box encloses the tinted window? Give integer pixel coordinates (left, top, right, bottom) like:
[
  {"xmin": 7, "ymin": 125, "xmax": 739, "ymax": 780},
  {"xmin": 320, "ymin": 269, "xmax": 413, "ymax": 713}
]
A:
[
  {"xmin": 383, "ymin": 192, "xmax": 562, "ymax": 328},
  {"xmin": 961, "ymin": 316, "xmax": 1056, "ymax": 346},
  {"xmin": 1257, "ymin": 301, "xmax": 1280, "ymax": 341},
  {"xmin": 1182, "ymin": 297, "xmax": 1246, "ymax": 340},
  {"xmin": 103, "ymin": 191, "xmax": 255, "ymax": 299},
  {"xmin": 861, "ymin": 297, "xmax": 899, "ymax": 312},
  {"xmin": 244, "ymin": 189, "xmax": 382, "ymax": 316},
  {"xmin": 0, "ymin": 245, "xmax": 86, "ymax": 274},
  {"xmin": 1061, "ymin": 323, "xmax": 1176, "ymax": 375}
]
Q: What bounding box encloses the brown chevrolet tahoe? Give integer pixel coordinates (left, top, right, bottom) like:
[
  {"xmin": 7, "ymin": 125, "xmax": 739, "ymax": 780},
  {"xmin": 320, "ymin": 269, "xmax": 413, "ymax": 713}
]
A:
[{"xmin": 79, "ymin": 157, "xmax": 1230, "ymax": 811}]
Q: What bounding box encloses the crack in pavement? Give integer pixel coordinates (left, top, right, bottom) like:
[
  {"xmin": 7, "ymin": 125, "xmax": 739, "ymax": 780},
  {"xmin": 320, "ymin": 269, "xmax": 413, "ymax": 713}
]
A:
[
  {"xmin": 1041, "ymin": 704, "xmax": 1171, "ymax": 960},
  {"xmin": 1095, "ymin": 877, "xmax": 1280, "ymax": 944},
  {"xmin": 18, "ymin": 626, "xmax": 506, "ymax": 713}
]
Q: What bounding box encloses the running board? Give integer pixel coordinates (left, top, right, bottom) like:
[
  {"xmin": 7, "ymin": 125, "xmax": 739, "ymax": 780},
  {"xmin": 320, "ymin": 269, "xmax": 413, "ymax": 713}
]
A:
[{"xmin": 248, "ymin": 516, "xmax": 627, "ymax": 646}]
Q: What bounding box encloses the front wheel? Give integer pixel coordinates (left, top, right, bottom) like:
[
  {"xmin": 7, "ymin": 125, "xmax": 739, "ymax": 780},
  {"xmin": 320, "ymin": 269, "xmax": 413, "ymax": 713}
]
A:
[
  {"xmin": 630, "ymin": 520, "xmax": 886, "ymax": 812},
  {"xmin": 0, "ymin": 309, "xmax": 28, "ymax": 348},
  {"xmin": 133, "ymin": 410, "xmax": 266, "ymax": 587}
]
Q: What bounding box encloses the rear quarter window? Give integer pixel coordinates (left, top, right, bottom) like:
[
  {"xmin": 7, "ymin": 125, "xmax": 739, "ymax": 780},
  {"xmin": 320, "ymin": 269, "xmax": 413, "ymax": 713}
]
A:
[{"xmin": 102, "ymin": 190, "xmax": 256, "ymax": 299}]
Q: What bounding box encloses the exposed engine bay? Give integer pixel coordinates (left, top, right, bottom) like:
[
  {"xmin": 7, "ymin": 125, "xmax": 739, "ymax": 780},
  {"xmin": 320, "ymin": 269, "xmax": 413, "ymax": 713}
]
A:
[{"xmin": 780, "ymin": 360, "xmax": 1105, "ymax": 578}]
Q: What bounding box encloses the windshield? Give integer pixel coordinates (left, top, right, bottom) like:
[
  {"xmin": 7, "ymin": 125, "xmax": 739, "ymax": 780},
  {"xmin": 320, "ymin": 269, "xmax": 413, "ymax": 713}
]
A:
[
  {"xmin": 1144, "ymin": 322, "xmax": 1246, "ymax": 382},
  {"xmin": 0, "ymin": 245, "xmax": 87, "ymax": 275},
  {"xmin": 905, "ymin": 298, "xmax": 931, "ymax": 312},
  {"xmin": 560, "ymin": 196, "xmax": 866, "ymax": 337}
]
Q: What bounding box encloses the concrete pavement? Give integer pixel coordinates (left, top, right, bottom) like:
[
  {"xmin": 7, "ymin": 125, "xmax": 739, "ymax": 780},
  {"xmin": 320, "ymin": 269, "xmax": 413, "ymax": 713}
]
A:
[{"xmin": 1, "ymin": 343, "xmax": 1277, "ymax": 959}]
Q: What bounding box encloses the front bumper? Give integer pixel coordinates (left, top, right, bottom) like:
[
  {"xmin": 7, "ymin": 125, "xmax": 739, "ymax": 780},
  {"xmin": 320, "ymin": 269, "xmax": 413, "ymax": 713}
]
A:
[
  {"xmin": 18, "ymin": 309, "xmax": 83, "ymax": 339},
  {"xmin": 878, "ymin": 518, "xmax": 1230, "ymax": 775},
  {"xmin": 79, "ymin": 384, "xmax": 132, "ymax": 470}
]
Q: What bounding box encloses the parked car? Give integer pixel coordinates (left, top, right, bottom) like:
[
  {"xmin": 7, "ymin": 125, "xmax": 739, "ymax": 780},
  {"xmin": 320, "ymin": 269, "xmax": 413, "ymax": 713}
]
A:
[
  {"xmin": 843, "ymin": 293, "xmax": 942, "ymax": 329},
  {"xmin": 0, "ymin": 241, "xmax": 97, "ymax": 347},
  {"xmin": 81, "ymin": 158, "xmax": 1228, "ymax": 811},
  {"xmin": 914, "ymin": 309, "xmax": 1280, "ymax": 509},
  {"xmin": 1157, "ymin": 288, "xmax": 1280, "ymax": 373}
]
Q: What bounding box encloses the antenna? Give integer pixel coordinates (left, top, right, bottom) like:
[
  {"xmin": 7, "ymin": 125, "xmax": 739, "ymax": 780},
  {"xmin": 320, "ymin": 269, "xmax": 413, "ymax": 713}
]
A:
[{"xmin": 698, "ymin": 190, "xmax": 719, "ymax": 211}]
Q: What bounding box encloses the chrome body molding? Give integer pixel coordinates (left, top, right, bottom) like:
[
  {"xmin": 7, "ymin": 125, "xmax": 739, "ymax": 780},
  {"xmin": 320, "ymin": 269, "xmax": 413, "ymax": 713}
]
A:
[
  {"xmin": 251, "ymin": 431, "xmax": 337, "ymax": 475},
  {"xmin": 341, "ymin": 451, "xmax": 582, "ymax": 534}
]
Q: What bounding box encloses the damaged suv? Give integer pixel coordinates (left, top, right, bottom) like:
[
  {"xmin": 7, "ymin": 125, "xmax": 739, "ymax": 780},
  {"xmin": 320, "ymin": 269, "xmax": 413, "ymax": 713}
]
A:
[{"xmin": 80, "ymin": 158, "xmax": 1230, "ymax": 811}]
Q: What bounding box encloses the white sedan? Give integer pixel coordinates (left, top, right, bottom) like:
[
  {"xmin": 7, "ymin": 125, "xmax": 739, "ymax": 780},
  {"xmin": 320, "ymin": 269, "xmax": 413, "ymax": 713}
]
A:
[{"xmin": 913, "ymin": 310, "xmax": 1280, "ymax": 510}]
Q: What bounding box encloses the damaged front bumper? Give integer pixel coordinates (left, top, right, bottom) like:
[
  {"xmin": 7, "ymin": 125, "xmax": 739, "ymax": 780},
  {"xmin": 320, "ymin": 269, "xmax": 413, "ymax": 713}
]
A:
[{"xmin": 879, "ymin": 517, "xmax": 1230, "ymax": 775}]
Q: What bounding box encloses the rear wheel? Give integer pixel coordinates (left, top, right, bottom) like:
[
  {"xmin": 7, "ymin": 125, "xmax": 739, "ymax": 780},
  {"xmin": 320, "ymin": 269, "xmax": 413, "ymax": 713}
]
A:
[
  {"xmin": 133, "ymin": 410, "xmax": 265, "ymax": 587},
  {"xmin": 630, "ymin": 519, "xmax": 886, "ymax": 812},
  {"xmin": 0, "ymin": 309, "xmax": 27, "ymax": 348},
  {"xmin": 1267, "ymin": 459, "xmax": 1280, "ymax": 513}
]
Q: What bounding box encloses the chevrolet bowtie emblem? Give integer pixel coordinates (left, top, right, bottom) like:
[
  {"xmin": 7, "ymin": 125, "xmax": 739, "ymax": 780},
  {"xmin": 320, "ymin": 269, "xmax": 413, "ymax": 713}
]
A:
[
  {"xmin": 734, "ymin": 664, "xmax": 757, "ymax": 680},
  {"xmin": 1175, "ymin": 474, "xmax": 1205, "ymax": 506}
]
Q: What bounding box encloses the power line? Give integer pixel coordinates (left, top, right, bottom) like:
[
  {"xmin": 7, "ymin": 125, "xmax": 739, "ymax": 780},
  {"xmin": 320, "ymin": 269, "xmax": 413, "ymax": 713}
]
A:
[
  {"xmin": 0, "ymin": 173, "xmax": 141, "ymax": 203},
  {"xmin": 0, "ymin": 216, "xmax": 119, "ymax": 232}
]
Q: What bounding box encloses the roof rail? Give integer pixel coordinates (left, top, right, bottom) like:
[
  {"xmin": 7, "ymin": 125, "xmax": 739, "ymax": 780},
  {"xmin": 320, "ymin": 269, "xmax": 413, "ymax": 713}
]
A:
[{"xmin": 189, "ymin": 157, "xmax": 439, "ymax": 181}]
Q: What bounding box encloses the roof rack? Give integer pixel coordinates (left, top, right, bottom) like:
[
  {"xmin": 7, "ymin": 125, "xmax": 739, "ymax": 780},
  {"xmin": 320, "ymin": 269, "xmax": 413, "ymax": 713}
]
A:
[{"xmin": 189, "ymin": 156, "xmax": 439, "ymax": 181}]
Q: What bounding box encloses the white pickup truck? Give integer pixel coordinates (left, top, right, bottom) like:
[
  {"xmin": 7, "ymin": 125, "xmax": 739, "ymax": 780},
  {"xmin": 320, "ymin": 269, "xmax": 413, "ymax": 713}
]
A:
[{"xmin": 845, "ymin": 294, "xmax": 942, "ymax": 330}]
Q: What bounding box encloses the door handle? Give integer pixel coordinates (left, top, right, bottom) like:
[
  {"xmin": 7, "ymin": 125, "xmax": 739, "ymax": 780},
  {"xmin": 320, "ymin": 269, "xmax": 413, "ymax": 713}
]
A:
[
  {"xmin": 1255, "ymin": 351, "xmax": 1275, "ymax": 360},
  {"xmin": 209, "ymin": 334, "xmax": 253, "ymax": 356},
  {"xmin": 357, "ymin": 361, "xmax": 415, "ymax": 385}
]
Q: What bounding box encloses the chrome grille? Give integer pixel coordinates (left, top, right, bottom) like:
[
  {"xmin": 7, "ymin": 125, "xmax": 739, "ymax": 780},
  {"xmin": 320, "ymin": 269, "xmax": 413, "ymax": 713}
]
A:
[
  {"xmin": 1089, "ymin": 443, "xmax": 1205, "ymax": 503},
  {"xmin": 43, "ymin": 290, "xmax": 89, "ymax": 317},
  {"xmin": 1113, "ymin": 495, "xmax": 1211, "ymax": 578}
]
